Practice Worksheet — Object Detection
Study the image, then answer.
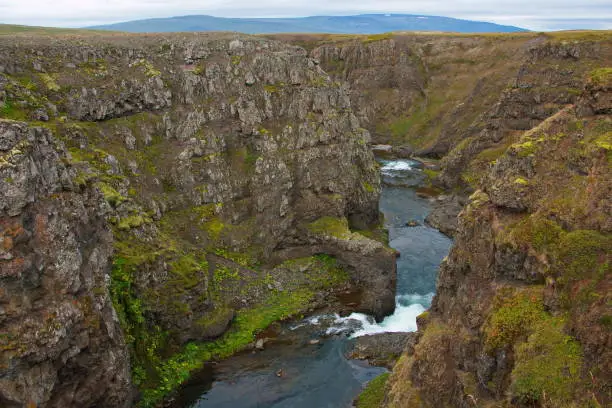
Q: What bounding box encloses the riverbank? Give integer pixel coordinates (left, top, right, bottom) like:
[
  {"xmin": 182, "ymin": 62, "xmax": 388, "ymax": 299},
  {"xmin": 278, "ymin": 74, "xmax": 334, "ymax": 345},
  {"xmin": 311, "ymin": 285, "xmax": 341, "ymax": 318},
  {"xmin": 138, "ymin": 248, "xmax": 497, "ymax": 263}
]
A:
[{"xmin": 172, "ymin": 158, "xmax": 453, "ymax": 407}]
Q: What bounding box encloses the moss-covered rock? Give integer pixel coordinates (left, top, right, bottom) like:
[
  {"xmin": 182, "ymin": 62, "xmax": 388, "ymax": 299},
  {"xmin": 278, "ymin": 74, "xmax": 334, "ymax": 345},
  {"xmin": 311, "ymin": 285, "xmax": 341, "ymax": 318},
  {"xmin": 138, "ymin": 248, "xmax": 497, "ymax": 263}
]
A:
[
  {"xmin": 510, "ymin": 317, "xmax": 583, "ymax": 405},
  {"xmin": 356, "ymin": 373, "xmax": 390, "ymax": 408}
]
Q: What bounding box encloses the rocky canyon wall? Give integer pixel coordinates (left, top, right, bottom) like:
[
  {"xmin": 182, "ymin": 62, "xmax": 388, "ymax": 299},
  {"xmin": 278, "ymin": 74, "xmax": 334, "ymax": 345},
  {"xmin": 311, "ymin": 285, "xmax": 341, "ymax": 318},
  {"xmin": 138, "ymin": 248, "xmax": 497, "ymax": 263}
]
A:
[{"xmin": 0, "ymin": 32, "xmax": 395, "ymax": 406}]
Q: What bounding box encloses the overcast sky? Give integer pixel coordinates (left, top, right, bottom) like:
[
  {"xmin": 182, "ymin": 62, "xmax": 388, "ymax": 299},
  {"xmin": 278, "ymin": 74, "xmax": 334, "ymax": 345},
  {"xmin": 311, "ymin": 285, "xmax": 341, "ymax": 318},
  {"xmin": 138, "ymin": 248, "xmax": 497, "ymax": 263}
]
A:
[{"xmin": 0, "ymin": 0, "xmax": 611, "ymax": 30}]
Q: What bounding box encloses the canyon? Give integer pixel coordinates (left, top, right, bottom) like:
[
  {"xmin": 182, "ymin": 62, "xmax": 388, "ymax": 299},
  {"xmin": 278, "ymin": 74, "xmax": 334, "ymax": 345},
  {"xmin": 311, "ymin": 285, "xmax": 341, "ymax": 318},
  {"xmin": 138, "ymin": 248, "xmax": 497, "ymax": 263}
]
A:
[{"xmin": 0, "ymin": 28, "xmax": 610, "ymax": 408}]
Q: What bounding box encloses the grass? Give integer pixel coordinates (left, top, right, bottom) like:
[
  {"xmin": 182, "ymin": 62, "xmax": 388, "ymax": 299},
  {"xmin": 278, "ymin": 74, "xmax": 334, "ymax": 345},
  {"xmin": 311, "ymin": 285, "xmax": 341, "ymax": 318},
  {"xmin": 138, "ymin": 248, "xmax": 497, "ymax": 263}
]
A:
[
  {"xmin": 138, "ymin": 289, "xmax": 315, "ymax": 407},
  {"xmin": 0, "ymin": 100, "xmax": 27, "ymax": 120},
  {"xmin": 362, "ymin": 33, "xmax": 393, "ymax": 44},
  {"xmin": 356, "ymin": 373, "xmax": 390, "ymax": 408}
]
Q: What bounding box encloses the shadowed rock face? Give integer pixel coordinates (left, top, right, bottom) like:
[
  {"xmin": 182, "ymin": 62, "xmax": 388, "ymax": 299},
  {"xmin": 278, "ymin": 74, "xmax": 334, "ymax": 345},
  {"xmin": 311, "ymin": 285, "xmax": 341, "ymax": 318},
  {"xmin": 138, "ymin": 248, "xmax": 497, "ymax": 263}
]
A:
[
  {"xmin": 0, "ymin": 32, "xmax": 395, "ymax": 405},
  {"xmin": 0, "ymin": 121, "xmax": 131, "ymax": 407}
]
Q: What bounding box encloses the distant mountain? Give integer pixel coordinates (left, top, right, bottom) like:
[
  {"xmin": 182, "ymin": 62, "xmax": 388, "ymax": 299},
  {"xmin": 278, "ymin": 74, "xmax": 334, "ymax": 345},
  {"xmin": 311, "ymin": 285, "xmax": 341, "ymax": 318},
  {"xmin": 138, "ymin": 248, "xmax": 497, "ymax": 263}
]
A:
[{"xmin": 87, "ymin": 14, "xmax": 527, "ymax": 34}]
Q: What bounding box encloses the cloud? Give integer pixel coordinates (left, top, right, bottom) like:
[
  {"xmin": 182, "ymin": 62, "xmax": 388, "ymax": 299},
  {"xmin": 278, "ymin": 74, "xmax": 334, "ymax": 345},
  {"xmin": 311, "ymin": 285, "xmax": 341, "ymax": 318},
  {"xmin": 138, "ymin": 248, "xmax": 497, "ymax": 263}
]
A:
[{"xmin": 0, "ymin": 0, "xmax": 610, "ymax": 30}]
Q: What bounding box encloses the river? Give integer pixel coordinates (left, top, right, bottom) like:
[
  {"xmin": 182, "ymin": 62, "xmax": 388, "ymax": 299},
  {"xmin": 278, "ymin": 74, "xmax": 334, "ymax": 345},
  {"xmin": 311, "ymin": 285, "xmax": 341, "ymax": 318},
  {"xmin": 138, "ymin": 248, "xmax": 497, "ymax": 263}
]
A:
[{"xmin": 172, "ymin": 159, "xmax": 453, "ymax": 408}]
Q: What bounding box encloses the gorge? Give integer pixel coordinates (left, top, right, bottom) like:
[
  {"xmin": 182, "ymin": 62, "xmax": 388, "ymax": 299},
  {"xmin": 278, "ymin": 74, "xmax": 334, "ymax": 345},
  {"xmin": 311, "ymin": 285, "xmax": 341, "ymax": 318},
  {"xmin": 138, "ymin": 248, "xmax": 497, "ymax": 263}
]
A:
[
  {"xmin": 0, "ymin": 28, "xmax": 610, "ymax": 408},
  {"xmin": 170, "ymin": 158, "xmax": 452, "ymax": 407}
]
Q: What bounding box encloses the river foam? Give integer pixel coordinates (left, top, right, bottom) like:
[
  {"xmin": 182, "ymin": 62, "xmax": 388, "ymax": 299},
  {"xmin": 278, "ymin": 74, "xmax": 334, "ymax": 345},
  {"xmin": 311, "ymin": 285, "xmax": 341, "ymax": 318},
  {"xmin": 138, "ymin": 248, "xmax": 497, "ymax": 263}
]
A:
[{"xmin": 323, "ymin": 292, "xmax": 434, "ymax": 337}]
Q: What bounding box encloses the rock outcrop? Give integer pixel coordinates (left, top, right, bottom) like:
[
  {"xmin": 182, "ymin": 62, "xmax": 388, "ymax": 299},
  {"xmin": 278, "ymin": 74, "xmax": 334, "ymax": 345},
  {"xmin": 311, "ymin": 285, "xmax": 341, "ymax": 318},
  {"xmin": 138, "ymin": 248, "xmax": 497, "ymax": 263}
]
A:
[
  {"xmin": 0, "ymin": 33, "xmax": 395, "ymax": 406},
  {"xmin": 424, "ymin": 194, "xmax": 465, "ymax": 237},
  {"xmin": 347, "ymin": 332, "xmax": 417, "ymax": 369},
  {"xmin": 0, "ymin": 121, "xmax": 131, "ymax": 407}
]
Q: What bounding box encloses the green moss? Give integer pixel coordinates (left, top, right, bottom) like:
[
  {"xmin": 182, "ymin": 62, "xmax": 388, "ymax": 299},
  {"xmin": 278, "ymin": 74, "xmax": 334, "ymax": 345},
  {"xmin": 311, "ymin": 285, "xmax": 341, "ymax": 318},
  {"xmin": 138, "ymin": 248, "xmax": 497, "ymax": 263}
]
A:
[
  {"xmin": 588, "ymin": 67, "xmax": 612, "ymax": 87},
  {"xmin": 117, "ymin": 214, "xmax": 150, "ymax": 231},
  {"xmin": 213, "ymin": 264, "xmax": 240, "ymax": 286},
  {"xmin": 169, "ymin": 254, "xmax": 207, "ymax": 289},
  {"xmin": 96, "ymin": 182, "xmax": 125, "ymax": 207},
  {"xmin": 599, "ymin": 315, "xmax": 612, "ymax": 330},
  {"xmin": 422, "ymin": 168, "xmax": 440, "ymax": 180},
  {"xmin": 203, "ymin": 217, "xmax": 225, "ymax": 242},
  {"xmin": 484, "ymin": 287, "xmax": 546, "ymax": 352},
  {"xmin": 512, "ymin": 140, "xmax": 539, "ymax": 157},
  {"xmin": 502, "ymin": 215, "xmax": 610, "ymax": 312},
  {"xmin": 231, "ymin": 55, "xmax": 242, "ymax": 65},
  {"xmin": 214, "ymin": 248, "xmax": 258, "ymax": 268},
  {"xmin": 594, "ymin": 131, "xmax": 612, "ymax": 150},
  {"xmin": 513, "ymin": 177, "xmax": 529, "ymax": 186},
  {"xmin": 244, "ymin": 150, "xmax": 260, "ymax": 167},
  {"xmin": 307, "ymin": 254, "xmax": 349, "ymax": 288},
  {"xmin": 417, "ymin": 311, "xmax": 430, "ymax": 320},
  {"xmin": 39, "ymin": 73, "xmax": 60, "ymax": 92},
  {"xmin": 415, "ymin": 322, "xmax": 454, "ymax": 356},
  {"xmin": 274, "ymin": 254, "xmax": 349, "ymax": 289},
  {"xmin": 386, "ymin": 97, "xmax": 446, "ymax": 147},
  {"xmin": 363, "ymin": 181, "xmax": 376, "ymax": 193},
  {"xmin": 113, "ymin": 236, "xmax": 165, "ymax": 269},
  {"xmin": 355, "ymin": 222, "xmax": 390, "ymax": 246},
  {"xmin": 263, "ymin": 83, "xmax": 284, "ymax": 93},
  {"xmin": 555, "ymin": 230, "xmax": 611, "ymax": 281},
  {"xmin": 461, "ymin": 170, "xmax": 479, "ymax": 187},
  {"xmin": 506, "ymin": 215, "xmax": 564, "ymax": 253},
  {"xmin": 356, "ymin": 373, "xmax": 390, "ymax": 408},
  {"xmin": 307, "ymin": 216, "xmax": 352, "ymax": 239},
  {"xmin": 133, "ymin": 59, "xmax": 162, "ymax": 78},
  {"xmin": 0, "ymin": 100, "xmax": 27, "ymax": 120},
  {"xmin": 569, "ymin": 119, "xmax": 585, "ymax": 132},
  {"xmin": 196, "ymin": 306, "xmax": 232, "ymax": 331},
  {"xmin": 110, "ymin": 257, "xmax": 169, "ymax": 389},
  {"xmin": 511, "ymin": 317, "xmax": 583, "ymax": 405},
  {"xmin": 454, "ymin": 136, "xmax": 474, "ymax": 153}
]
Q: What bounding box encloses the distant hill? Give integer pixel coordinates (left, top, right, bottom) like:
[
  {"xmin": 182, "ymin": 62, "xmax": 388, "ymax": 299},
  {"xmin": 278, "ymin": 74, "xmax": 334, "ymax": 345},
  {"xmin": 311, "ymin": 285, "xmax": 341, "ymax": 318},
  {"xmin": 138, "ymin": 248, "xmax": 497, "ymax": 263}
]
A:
[{"xmin": 87, "ymin": 14, "xmax": 527, "ymax": 34}]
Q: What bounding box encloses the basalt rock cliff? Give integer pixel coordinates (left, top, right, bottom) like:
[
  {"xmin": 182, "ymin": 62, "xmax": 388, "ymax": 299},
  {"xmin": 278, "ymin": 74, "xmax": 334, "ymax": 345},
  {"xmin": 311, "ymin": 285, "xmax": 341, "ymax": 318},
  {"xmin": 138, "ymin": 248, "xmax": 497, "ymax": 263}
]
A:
[{"xmin": 0, "ymin": 32, "xmax": 395, "ymax": 407}]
